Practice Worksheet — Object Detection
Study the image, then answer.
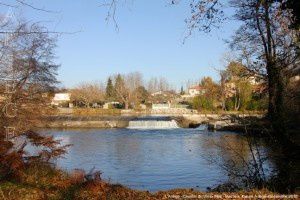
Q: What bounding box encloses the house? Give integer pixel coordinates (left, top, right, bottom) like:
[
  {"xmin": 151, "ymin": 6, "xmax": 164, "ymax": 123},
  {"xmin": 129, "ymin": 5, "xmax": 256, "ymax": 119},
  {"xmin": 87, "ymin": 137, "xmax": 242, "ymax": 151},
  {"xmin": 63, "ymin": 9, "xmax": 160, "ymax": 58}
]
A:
[
  {"xmin": 51, "ymin": 93, "xmax": 71, "ymax": 107},
  {"xmin": 181, "ymin": 85, "xmax": 205, "ymax": 98},
  {"xmin": 188, "ymin": 85, "xmax": 205, "ymax": 97},
  {"xmin": 103, "ymin": 101, "xmax": 121, "ymax": 109}
]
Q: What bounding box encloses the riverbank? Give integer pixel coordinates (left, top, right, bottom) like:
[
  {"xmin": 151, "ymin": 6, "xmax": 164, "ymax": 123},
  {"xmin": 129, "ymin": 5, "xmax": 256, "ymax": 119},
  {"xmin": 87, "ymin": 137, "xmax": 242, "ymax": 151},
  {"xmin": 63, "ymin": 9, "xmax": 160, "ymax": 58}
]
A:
[{"xmin": 1, "ymin": 162, "xmax": 295, "ymax": 200}]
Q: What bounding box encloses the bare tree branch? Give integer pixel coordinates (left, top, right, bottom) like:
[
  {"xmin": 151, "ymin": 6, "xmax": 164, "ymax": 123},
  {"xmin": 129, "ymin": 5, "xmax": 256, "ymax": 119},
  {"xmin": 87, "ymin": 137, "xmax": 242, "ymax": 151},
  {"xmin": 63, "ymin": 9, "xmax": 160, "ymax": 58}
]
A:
[
  {"xmin": 99, "ymin": 0, "xmax": 119, "ymax": 31},
  {"xmin": 0, "ymin": 0, "xmax": 59, "ymax": 13}
]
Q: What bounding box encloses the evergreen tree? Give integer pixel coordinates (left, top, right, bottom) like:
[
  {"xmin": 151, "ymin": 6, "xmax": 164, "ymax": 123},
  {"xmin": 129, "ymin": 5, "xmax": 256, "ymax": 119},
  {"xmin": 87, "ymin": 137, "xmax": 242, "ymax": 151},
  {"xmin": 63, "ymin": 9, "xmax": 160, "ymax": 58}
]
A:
[
  {"xmin": 180, "ymin": 86, "xmax": 185, "ymax": 95},
  {"xmin": 105, "ymin": 77, "xmax": 114, "ymax": 100}
]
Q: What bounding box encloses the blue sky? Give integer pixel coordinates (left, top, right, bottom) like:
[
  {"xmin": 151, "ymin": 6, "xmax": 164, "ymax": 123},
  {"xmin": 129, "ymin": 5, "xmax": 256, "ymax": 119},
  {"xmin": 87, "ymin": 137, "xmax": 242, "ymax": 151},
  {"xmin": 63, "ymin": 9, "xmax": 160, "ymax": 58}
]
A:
[{"xmin": 2, "ymin": 0, "xmax": 239, "ymax": 89}]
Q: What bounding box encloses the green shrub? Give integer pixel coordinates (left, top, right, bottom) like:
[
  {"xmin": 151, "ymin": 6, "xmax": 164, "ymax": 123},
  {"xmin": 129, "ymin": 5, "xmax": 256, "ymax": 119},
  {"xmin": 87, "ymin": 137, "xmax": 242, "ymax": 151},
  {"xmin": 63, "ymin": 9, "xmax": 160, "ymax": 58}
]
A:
[
  {"xmin": 246, "ymin": 95, "xmax": 268, "ymax": 111},
  {"xmin": 225, "ymin": 98, "xmax": 235, "ymax": 111},
  {"xmin": 193, "ymin": 96, "xmax": 214, "ymax": 111}
]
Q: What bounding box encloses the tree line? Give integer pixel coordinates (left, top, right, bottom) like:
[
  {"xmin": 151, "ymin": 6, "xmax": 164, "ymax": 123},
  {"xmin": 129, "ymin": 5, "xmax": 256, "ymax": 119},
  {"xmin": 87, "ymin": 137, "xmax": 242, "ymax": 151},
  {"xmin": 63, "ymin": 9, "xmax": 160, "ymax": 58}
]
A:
[
  {"xmin": 69, "ymin": 73, "xmax": 174, "ymax": 109},
  {"xmin": 192, "ymin": 61, "xmax": 268, "ymax": 112},
  {"xmin": 69, "ymin": 56, "xmax": 295, "ymax": 115}
]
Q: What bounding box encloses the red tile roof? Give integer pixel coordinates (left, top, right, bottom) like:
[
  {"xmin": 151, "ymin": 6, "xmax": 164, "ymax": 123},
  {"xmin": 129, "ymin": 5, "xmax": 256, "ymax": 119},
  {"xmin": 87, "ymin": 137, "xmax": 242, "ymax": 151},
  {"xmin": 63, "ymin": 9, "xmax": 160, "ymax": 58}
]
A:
[{"xmin": 189, "ymin": 85, "xmax": 203, "ymax": 91}]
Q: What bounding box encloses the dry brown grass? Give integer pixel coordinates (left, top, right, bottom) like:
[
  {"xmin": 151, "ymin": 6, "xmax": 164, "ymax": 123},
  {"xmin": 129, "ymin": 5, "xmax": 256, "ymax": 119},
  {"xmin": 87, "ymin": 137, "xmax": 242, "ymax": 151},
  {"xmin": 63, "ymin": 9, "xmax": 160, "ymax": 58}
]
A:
[
  {"xmin": 70, "ymin": 108, "xmax": 121, "ymax": 116},
  {"xmin": 1, "ymin": 162, "xmax": 295, "ymax": 200}
]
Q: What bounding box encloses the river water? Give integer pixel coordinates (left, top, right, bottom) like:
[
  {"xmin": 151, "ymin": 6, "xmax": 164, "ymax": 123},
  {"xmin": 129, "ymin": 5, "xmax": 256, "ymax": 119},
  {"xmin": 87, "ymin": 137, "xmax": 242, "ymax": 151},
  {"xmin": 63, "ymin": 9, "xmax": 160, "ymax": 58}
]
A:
[{"xmin": 39, "ymin": 127, "xmax": 272, "ymax": 192}]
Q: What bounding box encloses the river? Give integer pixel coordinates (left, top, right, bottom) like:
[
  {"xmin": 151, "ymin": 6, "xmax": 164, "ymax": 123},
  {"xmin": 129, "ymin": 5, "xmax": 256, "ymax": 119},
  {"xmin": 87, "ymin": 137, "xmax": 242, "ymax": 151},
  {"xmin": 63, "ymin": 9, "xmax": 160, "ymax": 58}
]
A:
[{"xmin": 36, "ymin": 124, "xmax": 273, "ymax": 192}]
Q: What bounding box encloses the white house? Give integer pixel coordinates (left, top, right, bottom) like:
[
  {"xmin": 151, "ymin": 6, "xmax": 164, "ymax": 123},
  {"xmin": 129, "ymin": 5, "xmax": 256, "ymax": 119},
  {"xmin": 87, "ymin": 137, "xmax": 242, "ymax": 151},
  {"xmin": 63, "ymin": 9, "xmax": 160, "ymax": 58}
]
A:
[
  {"xmin": 181, "ymin": 85, "xmax": 205, "ymax": 98},
  {"xmin": 189, "ymin": 86, "xmax": 202, "ymax": 96},
  {"xmin": 51, "ymin": 93, "xmax": 71, "ymax": 106}
]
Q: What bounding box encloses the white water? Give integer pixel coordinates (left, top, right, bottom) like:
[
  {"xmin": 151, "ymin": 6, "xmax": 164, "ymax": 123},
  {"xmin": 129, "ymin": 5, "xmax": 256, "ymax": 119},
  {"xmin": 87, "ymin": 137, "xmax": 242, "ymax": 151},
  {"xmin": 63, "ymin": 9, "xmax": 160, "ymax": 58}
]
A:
[{"xmin": 127, "ymin": 120, "xmax": 179, "ymax": 129}]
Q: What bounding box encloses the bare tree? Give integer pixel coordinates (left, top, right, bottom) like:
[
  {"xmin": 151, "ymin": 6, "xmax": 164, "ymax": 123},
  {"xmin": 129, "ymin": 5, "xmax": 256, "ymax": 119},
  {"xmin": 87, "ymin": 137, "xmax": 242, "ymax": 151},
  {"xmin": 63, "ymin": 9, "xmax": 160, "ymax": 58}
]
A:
[
  {"xmin": 113, "ymin": 73, "xmax": 130, "ymax": 109},
  {"xmin": 125, "ymin": 72, "xmax": 144, "ymax": 107},
  {"xmin": 71, "ymin": 82, "xmax": 105, "ymax": 107},
  {"xmin": 147, "ymin": 77, "xmax": 158, "ymax": 94},
  {"xmin": 147, "ymin": 76, "xmax": 171, "ymax": 93},
  {"xmin": 125, "ymin": 72, "xmax": 143, "ymax": 93}
]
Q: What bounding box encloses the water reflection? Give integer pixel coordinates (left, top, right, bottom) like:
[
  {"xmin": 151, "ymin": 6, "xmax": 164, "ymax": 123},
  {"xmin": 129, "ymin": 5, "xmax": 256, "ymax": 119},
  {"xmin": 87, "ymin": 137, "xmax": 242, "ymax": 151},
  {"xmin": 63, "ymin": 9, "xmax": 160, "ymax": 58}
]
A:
[{"xmin": 40, "ymin": 128, "xmax": 272, "ymax": 191}]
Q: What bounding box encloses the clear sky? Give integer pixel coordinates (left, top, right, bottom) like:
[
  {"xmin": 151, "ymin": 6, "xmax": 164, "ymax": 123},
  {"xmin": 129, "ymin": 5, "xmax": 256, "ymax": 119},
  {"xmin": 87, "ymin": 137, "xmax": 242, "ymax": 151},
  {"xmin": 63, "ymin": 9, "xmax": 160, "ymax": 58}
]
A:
[{"xmin": 1, "ymin": 0, "xmax": 239, "ymax": 89}]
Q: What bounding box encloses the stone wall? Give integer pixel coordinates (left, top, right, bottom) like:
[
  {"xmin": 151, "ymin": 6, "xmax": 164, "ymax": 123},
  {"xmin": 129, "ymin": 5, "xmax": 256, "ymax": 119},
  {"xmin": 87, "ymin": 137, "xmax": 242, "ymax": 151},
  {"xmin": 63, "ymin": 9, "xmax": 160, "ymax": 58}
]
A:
[
  {"xmin": 43, "ymin": 120, "xmax": 129, "ymax": 128},
  {"xmin": 40, "ymin": 111, "xmax": 264, "ymax": 129}
]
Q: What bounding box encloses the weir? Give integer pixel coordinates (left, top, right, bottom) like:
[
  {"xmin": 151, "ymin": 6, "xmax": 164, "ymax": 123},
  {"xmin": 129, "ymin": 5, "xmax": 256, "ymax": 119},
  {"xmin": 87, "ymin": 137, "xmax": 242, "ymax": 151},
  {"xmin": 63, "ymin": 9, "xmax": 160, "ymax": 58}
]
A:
[{"xmin": 127, "ymin": 119, "xmax": 179, "ymax": 129}]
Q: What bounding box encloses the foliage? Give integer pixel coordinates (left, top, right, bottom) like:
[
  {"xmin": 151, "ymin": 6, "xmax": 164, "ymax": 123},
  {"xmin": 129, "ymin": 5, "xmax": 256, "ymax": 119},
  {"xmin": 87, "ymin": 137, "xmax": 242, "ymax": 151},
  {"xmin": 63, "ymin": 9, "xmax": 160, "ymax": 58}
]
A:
[
  {"xmin": 192, "ymin": 77, "xmax": 220, "ymax": 111},
  {"xmin": 225, "ymin": 98, "xmax": 235, "ymax": 111},
  {"xmin": 246, "ymin": 94, "xmax": 268, "ymax": 111},
  {"xmin": 226, "ymin": 62, "xmax": 248, "ymax": 79},
  {"xmin": 0, "ymin": 19, "xmax": 69, "ymax": 180},
  {"xmin": 224, "ymin": 86, "xmax": 267, "ymax": 111},
  {"xmin": 193, "ymin": 95, "xmax": 214, "ymax": 111},
  {"xmin": 180, "ymin": 86, "xmax": 185, "ymax": 95},
  {"xmin": 237, "ymin": 81, "xmax": 253, "ymax": 111},
  {"xmin": 135, "ymin": 86, "xmax": 149, "ymax": 104},
  {"xmin": 105, "ymin": 77, "xmax": 115, "ymax": 100}
]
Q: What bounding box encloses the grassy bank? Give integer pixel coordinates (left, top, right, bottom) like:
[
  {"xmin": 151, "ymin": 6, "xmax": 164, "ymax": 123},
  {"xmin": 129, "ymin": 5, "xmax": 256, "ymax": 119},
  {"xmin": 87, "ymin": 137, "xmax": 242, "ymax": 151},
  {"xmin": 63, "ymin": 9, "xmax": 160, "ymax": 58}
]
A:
[
  {"xmin": 0, "ymin": 162, "xmax": 295, "ymax": 200},
  {"xmin": 66, "ymin": 108, "xmax": 122, "ymax": 116}
]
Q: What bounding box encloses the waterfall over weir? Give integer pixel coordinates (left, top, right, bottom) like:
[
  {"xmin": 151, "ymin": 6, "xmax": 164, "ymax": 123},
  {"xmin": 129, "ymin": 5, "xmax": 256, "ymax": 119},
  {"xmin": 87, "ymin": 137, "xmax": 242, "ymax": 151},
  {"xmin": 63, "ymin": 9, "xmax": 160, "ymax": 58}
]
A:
[{"xmin": 127, "ymin": 119, "xmax": 179, "ymax": 129}]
